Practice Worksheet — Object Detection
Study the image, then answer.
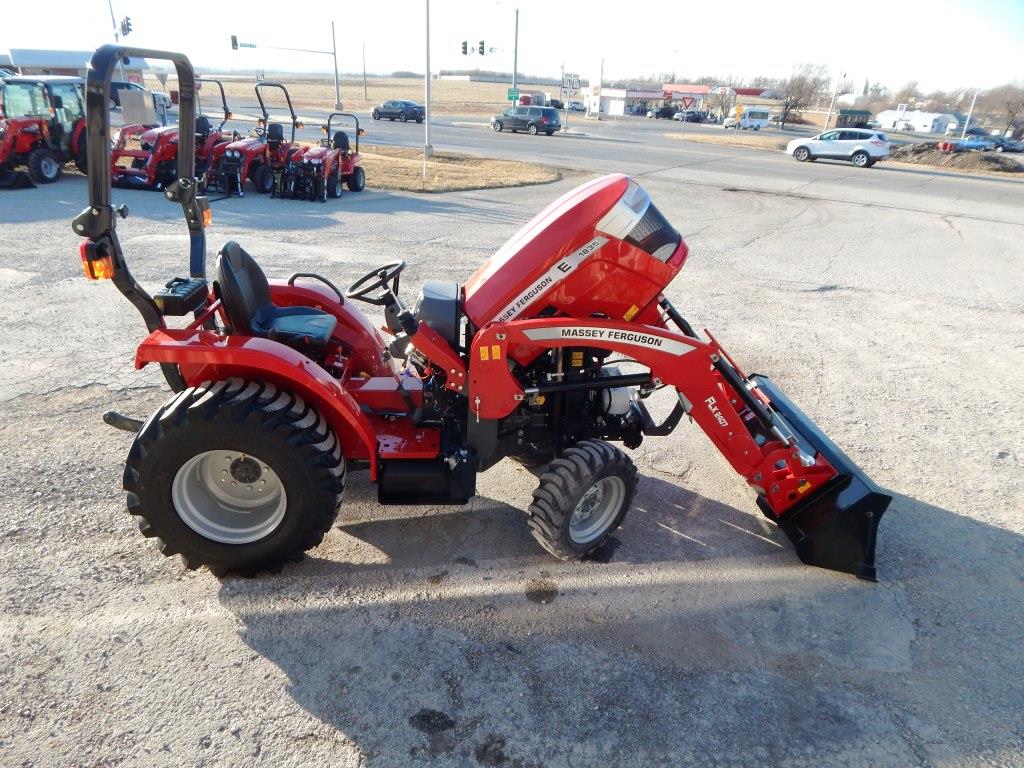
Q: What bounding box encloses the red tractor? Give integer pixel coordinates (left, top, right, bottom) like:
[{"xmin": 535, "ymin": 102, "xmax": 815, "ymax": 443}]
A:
[
  {"xmin": 111, "ymin": 79, "xmax": 237, "ymax": 191},
  {"xmin": 205, "ymin": 81, "xmax": 303, "ymax": 198},
  {"xmin": 276, "ymin": 112, "xmax": 366, "ymax": 201},
  {"xmin": 0, "ymin": 75, "xmax": 88, "ymax": 187},
  {"xmin": 78, "ymin": 45, "xmax": 891, "ymax": 581}
]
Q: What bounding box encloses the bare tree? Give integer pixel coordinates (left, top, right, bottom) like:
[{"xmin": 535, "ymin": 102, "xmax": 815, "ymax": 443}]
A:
[
  {"xmin": 775, "ymin": 64, "xmax": 829, "ymax": 129},
  {"xmin": 894, "ymin": 81, "xmax": 921, "ymax": 105},
  {"xmin": 705, "ymin": 79, "xmax": 738, "ymax": 122},
  {"xmin": 981, "ymin": 84, "xmax": 1024, "ymax": 135}
]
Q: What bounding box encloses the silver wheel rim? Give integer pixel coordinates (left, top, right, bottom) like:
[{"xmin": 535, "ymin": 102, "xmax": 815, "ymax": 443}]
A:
[
  {"xmin": 40, "ymin": 156, "xmax": 60, "ymax": 178},
  {"xmin": 853, "ymin": 154, "xmax": 867, "ymax": 166},
  {"xmin": 171, "ymin": 450, "xmax": 287, "ymax": 544},
  {"xmin": 569, "ymin": 476, "xmax": 626, "ymax": 544}
]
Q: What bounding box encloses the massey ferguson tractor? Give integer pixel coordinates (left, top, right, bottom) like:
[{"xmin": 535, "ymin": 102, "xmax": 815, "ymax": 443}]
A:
[
  {"xmin": 276, "ymin": 112, "xmax": 366, "ymax": 201},
  {"xmin": 0, "ymin": 75, "xmax": 88, "ymax": 187},
  {"xmin": 76, "ymin": 45, "xmax": 891, "ymax": 581},
  {"xmin": 111, "ymin": 79, "xmax": 237, "ymax": 190},
  {"xmin": 205, "ymin": 81, "xmax": 302, "ymax": 198}
]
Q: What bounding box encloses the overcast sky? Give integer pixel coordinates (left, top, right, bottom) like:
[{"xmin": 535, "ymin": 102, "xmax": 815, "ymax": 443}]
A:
[{"xmin": 2, "ymin": 0, "xmax": 1021, "ymax": 93}]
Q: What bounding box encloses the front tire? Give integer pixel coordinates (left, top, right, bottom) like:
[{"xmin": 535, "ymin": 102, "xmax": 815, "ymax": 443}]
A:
[
  {"xmin": 326, "ymin": 169, "xmax": 342, "ymax": 198},
  {"xmin": 527, "ymin": 440, "xmax": 637, "ymax": 560},
  {"xmin": 252, "ymin": 163, "xmax": 274, "ymax": 194},
  {"xmin": 793, "ymin": 146, "xmax": 811, "ymax": 162},
  {"xmin": 123, "ymin": 380, "xmax": 344, "ymax": 576},
  {"xmin": 346, "ymin": 165, "xmax": 365, "ymax": 192},
  {"xmin": 493, "ymin": 121, "xmax": 503, "ymax": 132},
  {"xmin": 398, "ymin": 113, "xmax": 407, "ymax": 123},
  {"xmin": 28, "ymin": 148, "xmax": 62, "ymax": 184},
  {"xmin": 372, "ymin": 110, "xmax": 380, "ymax": 120}
]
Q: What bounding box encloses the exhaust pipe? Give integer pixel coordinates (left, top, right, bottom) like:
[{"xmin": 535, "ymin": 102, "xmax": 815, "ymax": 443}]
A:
[{"xmin": 750, "ymin": 375, "xmax": 891, "ymax": 581}]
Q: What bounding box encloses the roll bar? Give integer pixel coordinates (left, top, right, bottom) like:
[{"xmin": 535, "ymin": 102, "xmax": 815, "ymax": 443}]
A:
[
  {"xmin": 325, "ymin": 112, "xmax": 361, "ymax": 154},
  {"xmin": 72, "ymin": 45, "xmax": 210, "ymax": 392},
  {"xmin": 254, "ymin": 81, "xmax": 299, "ymax": 143},
  {"xmin": 198, "ymin": 78, "xmax": 232, "ymax": 131}
]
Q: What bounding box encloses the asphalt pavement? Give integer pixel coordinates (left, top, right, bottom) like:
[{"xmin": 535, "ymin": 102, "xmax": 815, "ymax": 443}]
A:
[{"xmin": 0, "ymin": 122, "xmax": 1022, "ymax": 767}]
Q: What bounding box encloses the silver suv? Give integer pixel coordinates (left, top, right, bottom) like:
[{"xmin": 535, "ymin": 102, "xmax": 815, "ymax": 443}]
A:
[{"xmin": 787, "ymin": 128, "xmax": 890, "ymax": 168}]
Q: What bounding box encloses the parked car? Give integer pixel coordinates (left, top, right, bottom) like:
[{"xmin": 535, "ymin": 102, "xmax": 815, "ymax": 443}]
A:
[
  {"xmin": 989, "ymin": 136, "xmax": 1022, "ymax": 152},
  {"xmin": 787, "ymin": 128, "xmax": 890, "ymax": 168},
  {"xmin": 568, "ymin": 101, "xmax": 585, "ymax": 112},
  {"xmin": 958, "ymin": 135, "xmax": 996, "ymax": 151},
  {"xmin": 491, "ymin": 105, "xmax": 561, "ymax": 135},
  {"xmin": 549, "ymin": 98, "xmax": 564, "ymax": 110},
  {"xmin": 371, "ymin": 100, "xmax": 425, "ymax": 123},
  {"xmin": 110, "ymin": 80, "xmax": 171, "ymax": 111},
  {"xmin": 672, "ymin": 111, "xmax": 702, "ymax": 123},
  {"xmin": 646, "ymin": 106, "xmax": 675, "ymax": 119}
]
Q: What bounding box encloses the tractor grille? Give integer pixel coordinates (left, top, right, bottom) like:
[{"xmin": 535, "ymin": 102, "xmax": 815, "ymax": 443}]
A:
[{"xmin": 625, "ymin": 202, "xmax": 681, "ymax": 262}]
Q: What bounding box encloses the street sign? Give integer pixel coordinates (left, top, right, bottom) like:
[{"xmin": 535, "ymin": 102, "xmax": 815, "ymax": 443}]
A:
[
  {"xmin": 239, "ymin": 43, "xmax": 256, "ymax": 49},
  {"xmin": 681, "ymin": 96, "xmax": 694, "ymax": 109},
  {"xmin": 896, "ymin": 103, "xmax": 907, "ymax": 114},
  {"xmin": 507, "ymin": 88, "xmax": 519, "ymax": 101}
]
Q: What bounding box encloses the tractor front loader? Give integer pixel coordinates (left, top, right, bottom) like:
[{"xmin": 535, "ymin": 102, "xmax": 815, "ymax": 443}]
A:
[{"xmin": 76, "ymin": 44, "xmax": 890, "ymax": 581}]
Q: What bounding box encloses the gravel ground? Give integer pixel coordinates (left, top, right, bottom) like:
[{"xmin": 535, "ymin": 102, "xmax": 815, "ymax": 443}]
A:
[{"xmin": 1, "ymin": 171, "xmax": 1022, "ymax": 767}]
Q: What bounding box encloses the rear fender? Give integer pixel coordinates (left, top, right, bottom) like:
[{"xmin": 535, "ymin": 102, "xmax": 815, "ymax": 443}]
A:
[{"xmin": 135, "ymin": 328, "xmax": 379, "ymax": 476}]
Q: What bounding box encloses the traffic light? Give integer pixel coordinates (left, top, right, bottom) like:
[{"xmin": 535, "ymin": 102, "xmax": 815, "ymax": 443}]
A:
[
  {"xmin": 231, "ymin": 35, "xmax": 239, "ymax": 50},
  {"xmin": 461, "ymin": 41, "xmax": 468, "ymax": 55},
  {"xmin": 120, "ymin": 17, "xmax": 132, "ymax": 37},
  {"xmin": 478, "ymin": 40, "xmax": 485, "ymax": 55}
]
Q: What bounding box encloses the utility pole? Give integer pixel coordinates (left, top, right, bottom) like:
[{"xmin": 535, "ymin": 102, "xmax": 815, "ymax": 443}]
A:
[
  {"xmin": 105, "ymin": 0, "xmax": 126, "ymax": 81},
  {"xmin": 512, "ymin": 8, "xmax": 519, "ymax": 92},
  {"xmin": 596, "ymin": 57, "xmax": 603, "ymax": 121},
  {"xmin": 362, "ymin": 43, "xmax": 368, "ymax": 101},
  {"xmin": 824, "ymin": 70, "xmax": 845, "ymax": 130},
  {"xmin": 961, "ymin": 89, "xmax": 978, "ymax": 139},
  {"xmin": 331, "ymin": 22, "xmax": 342, "ymax": 110},
  {"xmin": 423, "ymin": 0, "xmax": 433, "ymax": 183}
]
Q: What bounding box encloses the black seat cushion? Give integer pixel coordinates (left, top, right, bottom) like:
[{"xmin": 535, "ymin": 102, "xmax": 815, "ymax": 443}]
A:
[
  {"xmin": 267, "ymin": 122, "xmax": 284, "ymax": 149},
  {"xmin": 215, "ymin": 241, "xmax": 337, "ymax": 357},
  {"xmin": 195, "ymin": 114, "xmax": 211, "ymax": 139},
  {"xmin": 332, "ymin": 130, "xmax": 350, "ymax": 153}
]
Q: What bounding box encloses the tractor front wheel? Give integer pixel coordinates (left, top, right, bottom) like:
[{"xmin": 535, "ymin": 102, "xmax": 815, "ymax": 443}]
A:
[
  {"xmin": 326, "ymin": 169, "xmax": 342, "ymax": 198},
  {"xmin": 252, "ymin": 164, "xmax": 274, "ymax": 194},
  {"xmin": 28, "ymin": 148, "xmax": 62, "ymax": 184},
  {"xmin": 527, "ymin": 440, "xmax": 637, "ymax": 560},
  {"xmin": 347, "ymin": 166, "xmax": 365, "ymax": 192},
  {"xmin": 123, "ymin": 379, "xmax": 345, "ymax": 576}
]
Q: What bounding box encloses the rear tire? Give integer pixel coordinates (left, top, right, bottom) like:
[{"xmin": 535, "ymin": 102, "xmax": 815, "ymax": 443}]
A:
[
  {"xmin": 851, "ymin": 151, "xmax": 870, "ymax": 168},
  {"xmin": 528, "ymin": 124, "xmax": 539, "ymax": 135},
  {"xmin": 28, "ymin": 148, "xmax": 62, "ymax": 184},
  {"xmin": 527, "ymin": 440, "xmax": 637, "ymax": 560},
  {"xmin": 123, "ymin": 379, "xmax": 345, "ymax": 576},
  {"xmin": 398, "ymin": 113, "xmax": 407, "ymax": 123},
  {"xmin": 252, "ymin": 163, "xmax": 274, "ymax": 194},
  {"xmin": 346, "ymin": 165, "xmax": 365, "ymax": 192},
  {"xmin": 793, "ymin": 146, "xmax": 811, "ymax": 162}
]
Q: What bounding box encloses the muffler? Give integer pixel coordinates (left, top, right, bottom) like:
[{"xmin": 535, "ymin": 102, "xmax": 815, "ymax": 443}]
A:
[{"xmin": 751, "ymin": 375, "xmax": 891, "ymax": 581}]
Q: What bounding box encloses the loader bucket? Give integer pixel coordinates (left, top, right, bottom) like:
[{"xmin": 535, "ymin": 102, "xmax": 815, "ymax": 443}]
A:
[
  {"xmin": 0, "ymin": 169, "xmax": 36, "ymax": 189},
  {"xmin": 751, "ymin": 375, "xmax": 891, "ymax": 581}
]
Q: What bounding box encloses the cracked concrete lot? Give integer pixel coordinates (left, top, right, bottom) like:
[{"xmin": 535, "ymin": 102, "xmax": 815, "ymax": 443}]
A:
[{"xmin": 1, "ymin": 166, "xmax": 1022, "ymax": 767}]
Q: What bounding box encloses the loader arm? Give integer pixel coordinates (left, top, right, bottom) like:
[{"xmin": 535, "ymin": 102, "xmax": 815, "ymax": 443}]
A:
[{"xmin": 467, "ymin": 317, "xmax": 890, "ymax": 579}]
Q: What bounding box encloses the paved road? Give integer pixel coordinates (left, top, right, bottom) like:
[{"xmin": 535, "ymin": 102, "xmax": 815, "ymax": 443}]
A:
[{"xmin": 1, "ymin": 120, "xmax": 1022, "ymax": 766}]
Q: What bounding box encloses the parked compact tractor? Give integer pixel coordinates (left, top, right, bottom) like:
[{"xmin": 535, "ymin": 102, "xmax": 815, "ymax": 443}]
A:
[
  {"xmin": 276, "ymin": 112, "xmax": 366, "ymax": 201},
  {"xmin": 205, "ymin": 81, "xmax": 302, "ymax": 198},
  {"xmin": 111, "ymin": 79, "xmax": 238, "ymax": 191},
  {"xmin": 1, "ymin": 75, "xmax": 87, "ymax": 187},
  {"xmin": 78, "ymin": 45, "xmax": 891, "ymax": 581}
]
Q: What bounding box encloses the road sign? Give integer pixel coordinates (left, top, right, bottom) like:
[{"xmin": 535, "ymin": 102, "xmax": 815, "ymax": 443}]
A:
[
  {"xmin": 507, "ymin": 88, "xmax": 519, "ymax": 101},
  {"xmin": 239, "ymin": 42, "xmax": 256, "ymax": 49},
  {"xmin": 896, "ymin": 103, "xmax": 907, "ymax": 114},
  {"xmin": 680, "ymin": 96, "xmax": 694, "ymax": 109}
]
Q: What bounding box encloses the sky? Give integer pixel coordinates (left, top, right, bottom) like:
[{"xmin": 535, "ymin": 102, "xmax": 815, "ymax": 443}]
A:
[{"xmin": 1, "ymin": 0, "xmax": 1022, "ymax": 93}]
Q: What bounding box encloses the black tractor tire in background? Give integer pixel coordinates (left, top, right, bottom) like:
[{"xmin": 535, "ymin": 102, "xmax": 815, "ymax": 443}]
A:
[
  {"xmin": 123, "ymin": 379, "xmax": 345, "ymax": 576},
  {"xmin": 528, "ymin": 123, "xmax": 539, "ymax": 135},
  {"xmin": 74, "ymin": 140, "xmax": 88, "ymax": 174},
  {"xmin": 252, "ymin": 163, "xmax": 274, "ymax": 194},
  {"xmin": 28, "ymin": 148, "xmax": 62, "ymax": 184},
  {"xmin": 347, "ymin": 166, "xmax": 366, "ymax": 192},
  {"xmin": 326, "ymin": 169, "xmax": 342, "ymax": 198},
  {"xmin": 527, "ymin": 440, "xmax": 637, "ymax": 560}
]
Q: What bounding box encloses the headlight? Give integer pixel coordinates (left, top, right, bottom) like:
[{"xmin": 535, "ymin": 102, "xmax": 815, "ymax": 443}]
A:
[{"xmin": 310, "ymin": 158, "xmax": 322, "ymax": 165}]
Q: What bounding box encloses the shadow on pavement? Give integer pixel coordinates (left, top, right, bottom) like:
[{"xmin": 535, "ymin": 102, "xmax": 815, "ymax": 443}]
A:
[{"xmin": 218, "ymin": 472, "xmax": 1023, "ymax": 767}]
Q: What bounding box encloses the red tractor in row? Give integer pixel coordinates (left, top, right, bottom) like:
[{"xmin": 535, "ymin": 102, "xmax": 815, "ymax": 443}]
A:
[
  {"xmin": 204, "ymin": 81, "xmax": 303, "ymax": 198},
  {"xmin": 78, "ymin": 45, "xmax": 891, "ymax": 582},
  {"xmin": 111, "ymin": 79, "xmax": 237, "ymax": 191},
  {"xmin": 275, "ymin": 112, "xmax": 366, "ymax": 201},
  {"xmin": 0, "ymin": 75, "xmax": 88, "ymax": 187}
]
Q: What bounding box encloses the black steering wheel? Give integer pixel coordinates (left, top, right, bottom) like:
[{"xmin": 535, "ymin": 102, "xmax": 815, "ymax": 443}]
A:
[{"xmin": 345, "ymin": 261, "xmax": 406, "ymax": 305}]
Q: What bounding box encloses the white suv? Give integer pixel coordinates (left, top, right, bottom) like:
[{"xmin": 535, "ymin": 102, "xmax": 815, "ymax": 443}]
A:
[{"xmin": 787, "ymin": 128, "xmax": 890, "ymax": 168}]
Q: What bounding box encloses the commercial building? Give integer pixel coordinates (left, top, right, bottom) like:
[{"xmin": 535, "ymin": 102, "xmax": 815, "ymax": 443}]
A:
[
  {"xmin": 5, "ymin": 49, "xmax": 149, "ymax": 82},
  {"xmin": 876, "ymin": 109, "xmax": 955, "ymax": 134}
]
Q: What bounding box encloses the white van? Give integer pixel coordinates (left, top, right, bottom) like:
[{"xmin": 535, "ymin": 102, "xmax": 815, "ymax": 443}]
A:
[{"xmin": 723, "ymin": 107, "xmax": 771, "ymax": 131}]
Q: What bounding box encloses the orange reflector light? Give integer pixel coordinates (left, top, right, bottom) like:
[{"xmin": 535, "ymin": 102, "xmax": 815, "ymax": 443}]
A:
[
  {"xmin": 295, "ymin": 121, "xmax": 304, "ymax": 129},
  {"xmin": 202, "ymin": 208, "xmax": 213, "ymax": 228},
  {"xmin": 358, "ymin": 128, "xmax": 366, "ymax": 136},
  {"xmin": 79, "ymin": 241, "xmax": 114, "ymax": 280},
  {"xmin": 226, "ymin": 111, "xmax": 233, "ymax": 119}
]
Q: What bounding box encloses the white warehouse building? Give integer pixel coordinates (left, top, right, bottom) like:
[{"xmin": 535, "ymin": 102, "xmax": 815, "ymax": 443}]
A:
[{"xmin": 876, "ymin": 109, "xmax": 955, "ymax": 134}]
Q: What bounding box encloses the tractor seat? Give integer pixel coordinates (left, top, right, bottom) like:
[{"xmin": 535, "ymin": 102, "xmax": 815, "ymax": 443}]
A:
[
  {"xmin": 195, "ymin": 115, "xmax": 211, "ymax": 140},
  {"xmin": 267, "ymin": 122, "xmax": 284, "ymax": 149},
  {"xmin": 332, "ymin": 130, "xmax": 350, "ymax": 154},
  {"xmin": 215, "ymin": 241, "xmax": 337, "ymax": 358}
]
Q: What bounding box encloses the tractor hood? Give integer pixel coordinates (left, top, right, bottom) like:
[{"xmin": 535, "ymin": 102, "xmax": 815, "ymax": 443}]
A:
[{"xmin": 140, "ymin": 125, "xmax": 178, "ymax": 145}]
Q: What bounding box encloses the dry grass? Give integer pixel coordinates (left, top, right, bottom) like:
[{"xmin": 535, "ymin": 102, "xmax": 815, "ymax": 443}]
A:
[
  {"xmin": 147, "ymin": 74, "xmax": 515, "ymax": 116},
  {"xmin": 357, "ymin": 144, "xmax": 560, "ymax": 192},
  {"xmin": 664, "ymin": 131, "xmax": 788, "ymax": 152}
]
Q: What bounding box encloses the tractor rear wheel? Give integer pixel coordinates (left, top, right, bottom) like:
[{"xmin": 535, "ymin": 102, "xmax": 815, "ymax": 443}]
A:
[
  {"xmin": 123, "ymin": 379, "xmax": 345, "ymax": 576},
  {"xmin": 346, "ymin": 166, "xmax": 365, "ymax": 192},
  {"xmin": 527, "ymin": 440, "xmax": 637, "ymax": 560},
  {"xmin": 252, "ymin": 164, "xmax": 274, "ymax": 194},
  {"xmin": 28, "ymin": 148, "xmax": 62, "ymax": 184}
]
